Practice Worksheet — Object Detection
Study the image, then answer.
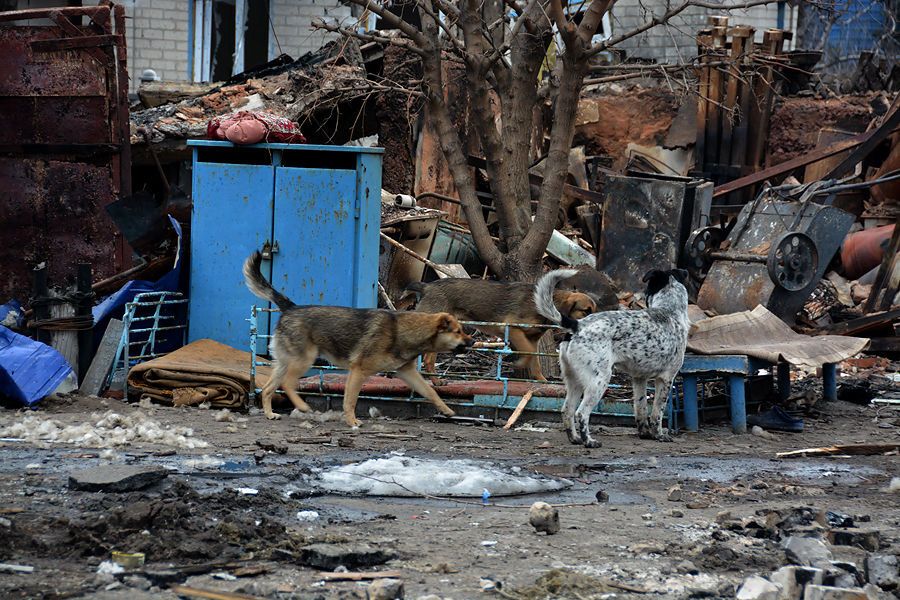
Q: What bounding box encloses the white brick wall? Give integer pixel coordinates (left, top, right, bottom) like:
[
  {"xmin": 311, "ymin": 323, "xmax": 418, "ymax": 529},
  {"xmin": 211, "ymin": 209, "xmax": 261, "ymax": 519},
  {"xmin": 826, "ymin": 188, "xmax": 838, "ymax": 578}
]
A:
[
  {"xmin": 118, "ymin": 0, "xmax": 191, "ymax": 91},
  {"xmin": 607, "ymin": 0, "xmax": 796, "ymax": 63},
  {"xmin": 114, "ymin": 0, "xmax": 351, "ymax": 92},
  {"xmin": 268, "ymin": 0, "xmax": 352, "ymax": 60}
]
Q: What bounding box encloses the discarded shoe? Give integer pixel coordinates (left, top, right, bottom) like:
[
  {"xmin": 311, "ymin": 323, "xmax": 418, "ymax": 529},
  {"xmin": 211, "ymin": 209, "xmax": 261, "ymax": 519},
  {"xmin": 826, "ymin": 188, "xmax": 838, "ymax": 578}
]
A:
[{"xmin": 747, "ymin": 406, "xmax": 804, "ymax": 433}]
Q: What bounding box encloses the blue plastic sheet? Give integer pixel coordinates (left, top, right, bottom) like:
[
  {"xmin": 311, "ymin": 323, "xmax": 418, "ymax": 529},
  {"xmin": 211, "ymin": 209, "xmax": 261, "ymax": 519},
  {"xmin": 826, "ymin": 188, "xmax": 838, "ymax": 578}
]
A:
[
  {"xmin": 92, "ymin": 216, "xmax": 184, "ymax": 342},
  {"xmin": 0, "ymin": 325, "xmax": 73, "ymax": 406}
]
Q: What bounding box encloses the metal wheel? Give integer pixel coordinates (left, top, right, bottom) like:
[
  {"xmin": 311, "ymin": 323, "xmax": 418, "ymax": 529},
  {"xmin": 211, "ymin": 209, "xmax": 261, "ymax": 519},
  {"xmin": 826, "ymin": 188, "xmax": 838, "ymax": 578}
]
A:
[
  {"xmin": 684, "ymin": 226, "xmax": 725, "ymax": 280},
  {"xmin": 767, "ymin": 232, "xmax": 818, "ymax": 291}
]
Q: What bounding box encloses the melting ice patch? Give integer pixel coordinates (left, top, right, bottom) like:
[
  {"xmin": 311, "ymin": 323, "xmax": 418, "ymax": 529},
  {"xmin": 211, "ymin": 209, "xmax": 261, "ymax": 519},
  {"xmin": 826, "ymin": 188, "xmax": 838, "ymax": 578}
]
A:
[{"xmin": 310, "ymin": 454, "xmax": 571, "ymax": 497}]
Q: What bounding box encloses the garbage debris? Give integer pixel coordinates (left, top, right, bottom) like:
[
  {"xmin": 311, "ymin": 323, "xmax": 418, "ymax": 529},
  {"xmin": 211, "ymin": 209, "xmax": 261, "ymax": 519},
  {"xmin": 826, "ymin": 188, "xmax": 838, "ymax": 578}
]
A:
[
  {"xmin": 0, "ymin": 412, "xmax": 209, "ymax": 449},
  {"xmin": 528, "ymin": 501, "xmax": 560, "ymax": 535}
]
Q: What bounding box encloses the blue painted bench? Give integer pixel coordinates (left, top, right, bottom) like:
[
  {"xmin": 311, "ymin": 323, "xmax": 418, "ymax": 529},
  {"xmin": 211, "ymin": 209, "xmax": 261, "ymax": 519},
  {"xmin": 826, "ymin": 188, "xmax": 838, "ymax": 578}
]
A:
[{"xmin": 679, "ymin": 354, "xmax": 838, "ymax": 434}]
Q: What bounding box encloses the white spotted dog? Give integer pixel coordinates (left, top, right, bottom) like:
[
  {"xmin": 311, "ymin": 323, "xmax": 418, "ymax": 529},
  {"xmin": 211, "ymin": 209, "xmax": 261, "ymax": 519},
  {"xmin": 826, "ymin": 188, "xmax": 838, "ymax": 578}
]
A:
[{"xmin": 534, "ymin": 268, "xmax": 691, "ymax": 447}]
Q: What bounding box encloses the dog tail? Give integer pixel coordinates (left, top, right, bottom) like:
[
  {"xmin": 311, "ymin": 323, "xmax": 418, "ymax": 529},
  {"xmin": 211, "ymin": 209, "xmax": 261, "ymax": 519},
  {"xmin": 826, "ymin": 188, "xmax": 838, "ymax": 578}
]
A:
[
  {"xmin": 243, "ymin": 251, "xmax": 295, "ymax": 311},
  {"xmin": 534, "ymin": 269, "xmax": 580, "ymax": 331}
]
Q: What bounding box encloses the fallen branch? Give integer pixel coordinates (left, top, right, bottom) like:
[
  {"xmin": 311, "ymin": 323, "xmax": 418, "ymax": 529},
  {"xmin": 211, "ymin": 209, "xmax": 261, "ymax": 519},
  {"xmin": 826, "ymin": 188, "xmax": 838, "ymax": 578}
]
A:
[{"xmin": 777, "ymin": 444, "xmax": 900, "ymax": 458}]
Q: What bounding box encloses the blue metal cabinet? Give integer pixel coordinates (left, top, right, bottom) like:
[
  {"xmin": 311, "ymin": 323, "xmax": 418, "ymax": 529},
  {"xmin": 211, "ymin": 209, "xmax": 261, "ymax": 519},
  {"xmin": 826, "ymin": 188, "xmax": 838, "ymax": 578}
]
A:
[{"xmin": 187, "ymin": 141, "xmax": 383, "ymax": 353}]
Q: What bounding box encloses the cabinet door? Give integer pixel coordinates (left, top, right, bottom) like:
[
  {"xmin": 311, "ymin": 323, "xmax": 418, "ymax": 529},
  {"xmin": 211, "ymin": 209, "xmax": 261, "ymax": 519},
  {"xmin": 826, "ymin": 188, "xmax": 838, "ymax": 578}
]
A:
[
  {"xmin": 190, "ymin": 161, "xmax": 274, "ymax": 354},
  {"xmin": 272, "ymin": 167, "xmax": 358, "ymax": 308}
]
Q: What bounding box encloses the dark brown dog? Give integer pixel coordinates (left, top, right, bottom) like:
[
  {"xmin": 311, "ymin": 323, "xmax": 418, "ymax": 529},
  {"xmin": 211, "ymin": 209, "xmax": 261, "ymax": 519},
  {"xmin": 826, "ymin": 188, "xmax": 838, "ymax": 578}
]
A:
[
  {"xmin": 403, "ymin": 277, "xmax": 597, "ymax": 381},
  {"xmin": 244, "ymin": 252, "xmax": 474, "ymax": 427}
]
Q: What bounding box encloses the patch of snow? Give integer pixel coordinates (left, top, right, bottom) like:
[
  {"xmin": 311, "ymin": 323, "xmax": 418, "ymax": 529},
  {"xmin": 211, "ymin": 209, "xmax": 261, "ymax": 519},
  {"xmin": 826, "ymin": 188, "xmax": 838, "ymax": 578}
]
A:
[
  {"xmin": 96, "ymin": 561, "xmax": 124, "ymax": 575},
  {"xmin": 0, "ymin": 411, "xmax": 208, "ymax": 449},
  {"xmin": 296, "ymin": 510, "xmax": 320, "ymax": 521},
  {"xmin": 310, "ymin": 454, "xmax": 570, "ymax": 497}
]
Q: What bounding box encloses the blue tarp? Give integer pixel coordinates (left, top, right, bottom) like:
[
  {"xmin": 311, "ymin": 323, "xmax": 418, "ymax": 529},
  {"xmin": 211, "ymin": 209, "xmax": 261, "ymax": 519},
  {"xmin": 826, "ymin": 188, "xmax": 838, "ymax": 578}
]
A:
[
  {"xmin": 0, "ymin": 325, "xmax": 73, "ymax": 406},
  {"xmin": 92, "ymin": 216, "xmax": 184, "ymax": 344}
]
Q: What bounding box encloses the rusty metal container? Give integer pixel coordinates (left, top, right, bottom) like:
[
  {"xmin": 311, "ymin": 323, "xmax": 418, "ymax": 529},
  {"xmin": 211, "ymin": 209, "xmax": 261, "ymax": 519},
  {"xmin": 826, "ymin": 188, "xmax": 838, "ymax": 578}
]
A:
[{"xmin": 0, "ymin": 3, "xmax": 132, "ymax": 301}]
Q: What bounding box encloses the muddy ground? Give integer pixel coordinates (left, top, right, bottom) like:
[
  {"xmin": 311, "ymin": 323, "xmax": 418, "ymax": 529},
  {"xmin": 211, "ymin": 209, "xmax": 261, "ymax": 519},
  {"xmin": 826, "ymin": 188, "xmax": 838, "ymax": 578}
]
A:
[{"xmin": 0, "ymin": 391, "xmax": 897, "ymax": 600}]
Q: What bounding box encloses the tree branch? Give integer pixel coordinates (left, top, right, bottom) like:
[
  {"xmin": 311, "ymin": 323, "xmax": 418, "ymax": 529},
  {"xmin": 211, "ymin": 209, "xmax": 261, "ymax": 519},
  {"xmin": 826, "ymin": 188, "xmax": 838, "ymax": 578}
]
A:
[
  {"xmin": 312, "ymin": 18, "xmax": 427, "ymax": 55},
  {"xmin": 587, "ymin": 0, "xmax": 783, "ymax": 56},
  {"xmin": 549, "ymin": 0, "xmax": 576, "ymax": 47},
  {"xmin": 339, "ymin": 0, "xmax": 429, "ymax": 47},
  {"xmin": 417, "ymin": 0, "xmax": 504, "ymax": 273}
]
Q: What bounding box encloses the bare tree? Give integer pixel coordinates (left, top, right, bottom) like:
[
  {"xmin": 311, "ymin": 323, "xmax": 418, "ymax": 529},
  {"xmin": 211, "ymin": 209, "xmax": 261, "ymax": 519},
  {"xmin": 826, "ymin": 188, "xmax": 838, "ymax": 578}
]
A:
[{"xmin": 318, "ymin": 0, "xmax": 787, "ymax": 281}]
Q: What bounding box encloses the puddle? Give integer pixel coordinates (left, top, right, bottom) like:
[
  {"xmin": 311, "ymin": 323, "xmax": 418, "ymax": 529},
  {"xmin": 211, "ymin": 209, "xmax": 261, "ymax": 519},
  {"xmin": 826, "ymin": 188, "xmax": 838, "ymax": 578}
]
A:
[{"xmin": 309, "ymin": 454, "xmax": 572, "ymax": 497}]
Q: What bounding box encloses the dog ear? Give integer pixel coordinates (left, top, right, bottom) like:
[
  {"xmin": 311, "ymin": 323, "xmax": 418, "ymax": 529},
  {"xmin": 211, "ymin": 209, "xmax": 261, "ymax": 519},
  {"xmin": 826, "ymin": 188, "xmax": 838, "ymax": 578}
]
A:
[
  {"xmin": 559, "ymin": 294, "xmax": 577, "ymax": 316},
  {"xmin": 669, "ymin": 269, "xmax": 689, "ymax": 285},
  {"xmin": 642, "ymin": 269, "xmax": 664, "ymax": 283},
  {"xmin": 643, "ymin": 270, "xmax": 671, "ymax": 298},
  {"xmin": 437, "ymin": 314, "xmax": 455, "ymax": 332}
]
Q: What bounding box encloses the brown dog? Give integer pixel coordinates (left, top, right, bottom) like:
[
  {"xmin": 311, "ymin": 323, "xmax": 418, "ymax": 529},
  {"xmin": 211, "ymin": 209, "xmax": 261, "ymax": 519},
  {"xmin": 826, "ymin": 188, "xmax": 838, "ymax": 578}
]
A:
[
  {"xmin": 243, "ymin": 252, "xmax": 473, "ymax": 427},
  {"xmin": 403, "ymin": 277, "xmax": 596, "ymax": 381}
]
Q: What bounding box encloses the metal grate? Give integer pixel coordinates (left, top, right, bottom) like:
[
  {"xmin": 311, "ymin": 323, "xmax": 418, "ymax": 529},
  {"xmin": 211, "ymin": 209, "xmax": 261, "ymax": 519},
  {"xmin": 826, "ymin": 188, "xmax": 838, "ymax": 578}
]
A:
[
  {"xmin": 247, "ymin": 305, "xmax": 696, "ymax": 428},
  {"xmin": 110, "ymin": 292, "xmax": 189, "ymax": 398}
]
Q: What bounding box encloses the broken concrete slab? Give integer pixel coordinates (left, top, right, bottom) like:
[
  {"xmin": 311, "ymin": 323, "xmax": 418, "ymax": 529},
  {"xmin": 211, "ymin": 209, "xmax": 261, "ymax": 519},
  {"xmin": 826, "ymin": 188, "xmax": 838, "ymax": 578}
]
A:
[
  {"xmin": 368, "ymin": 578, "xmax": 404, "ymax": 600},
  {"xmin": 68, "ymin": 465, "xmax": 169, "ymax": 492},
  {"xmin": 865, "ymin": 554, "xmax": 898, "ymax": 590},
  {"xmin": 828, "ymin": 529, "xmax": 881, "ymax": 552},
  {"xmin": 736, "ymin": 575, "xmax": 780, "ymax": 600},
  {"xmin": 298, "ymin": 543, "xmax": 397, "ymax": 570},
  {"xmin": 785, "ymin": 537, "xmax": 834, "ymax": 567},
  {"xmin": 771, "ymin": 565, "xmax": 825, "ymax": 600},
  {"xmin": 802, "ymin": 584, "xmax": 871, "ymax": 600}
]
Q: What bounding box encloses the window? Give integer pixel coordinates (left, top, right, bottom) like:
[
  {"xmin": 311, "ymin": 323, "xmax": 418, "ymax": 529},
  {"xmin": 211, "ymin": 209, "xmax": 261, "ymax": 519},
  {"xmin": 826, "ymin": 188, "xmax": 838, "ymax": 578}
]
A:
[{"xmin": 192, "ymin": 0, "xmax": 270, "ymax": 82}]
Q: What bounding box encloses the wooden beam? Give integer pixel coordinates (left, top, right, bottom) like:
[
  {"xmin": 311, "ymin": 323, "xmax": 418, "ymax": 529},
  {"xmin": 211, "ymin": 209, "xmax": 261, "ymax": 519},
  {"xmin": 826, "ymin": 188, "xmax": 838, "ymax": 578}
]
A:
[{"xmin": 712, "ymin": 127, "xmax": 895, "ymax": 198}]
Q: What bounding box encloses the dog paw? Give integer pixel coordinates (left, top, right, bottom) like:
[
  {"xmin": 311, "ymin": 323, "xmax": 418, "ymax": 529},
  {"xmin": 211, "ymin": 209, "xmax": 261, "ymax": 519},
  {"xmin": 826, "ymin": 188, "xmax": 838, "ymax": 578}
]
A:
[
  {"xmin": 583, "ymin": 438, "xmax": 602, "ymax": 448},
  {"xmin": 653, "ymin": 430, "xmax": 674, "ymax": 442},
  {"xmin": 637, "ymin": 427, "xmax": 655, "ymax": 440},
  {"xmin": 344, "ymin": 416, "xmax": 362, "ymax": 428},
  {"xmin": 566, "ymin": 430, "xmax": 583, "ymax": 445},
  {"xmin": 441, "ymin": 408, "xmax": 456, "ymax": 417},
  {"xmin": 265, "ymin": 413, "xmax": 281, "ymax": 420},
  {"xmin": 430, "ymin": 378, "xmax": 447, "ymax": 387}
]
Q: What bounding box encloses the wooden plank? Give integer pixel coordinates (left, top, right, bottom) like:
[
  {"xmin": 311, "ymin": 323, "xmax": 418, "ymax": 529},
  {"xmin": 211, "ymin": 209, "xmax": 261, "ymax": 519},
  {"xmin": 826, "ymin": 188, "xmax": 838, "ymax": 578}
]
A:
[
  {"xmin": 704, "ymin": 26, "xmax": 728, "ymax": 170},
  {"xmin": 824, "ymin": 95, "xmax": 900, "ymax": 180},
  {"xmin": 719, "ymin": 28, "xmax": 746, "ymax": 169},
  {"xmin": 169, "ymin": 586, "xmax": 266, "ymax": 600},
  {"xmin": 79, "ymin": 318, "xmax": 124, "ymax": 396},
  {"xmin": 747, "ymin": 30, "xmax": 788, "ymax": 169},
  {"xmin": 777, "ymin": 444, "xmax": 900, "ymax": 459},
  {"xmin": 695, "ymin": 31, "xmax": 713, "ymax": 173},
  {"xmin": 825, "ymin": 307, "xmax": 900, "ymax": 336},
  {"xmin": 320, "ymin": 570, "xmax": 403, "ymax": 581},
  {"xmin": 803, "ymin": 128, "xmax": 858, "ymax": 183},
  {"xmin": 503, "ymin": 390, "xmax": 534, "ymax": 430},
  {"xmin": 729, "ymin": 29, "xmax": 755, "ymax": 170},
  {"xmin": 712, "ymin": 127, "xmax": 893, "ymax": 198}
]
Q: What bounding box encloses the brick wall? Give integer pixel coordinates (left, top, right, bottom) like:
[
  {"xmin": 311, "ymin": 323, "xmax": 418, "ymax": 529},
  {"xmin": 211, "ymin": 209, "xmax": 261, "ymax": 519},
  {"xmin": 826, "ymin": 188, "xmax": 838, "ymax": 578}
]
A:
[
  {"xmin": 608, "ymin": 0, "xmax": 796, "ymax": 63},
  {"xmin": 119, "ymin": 0, "xmax": 191, "ymax": 91},
  {"xmin": 268, "ymin": 0, "xmax": 351, "ymax": 61},
  {"xmin": 114, "ymin": 0, "xmax": 350, "ymax": 92}
]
